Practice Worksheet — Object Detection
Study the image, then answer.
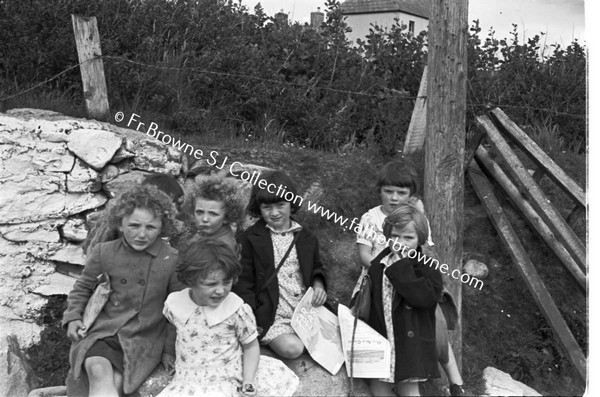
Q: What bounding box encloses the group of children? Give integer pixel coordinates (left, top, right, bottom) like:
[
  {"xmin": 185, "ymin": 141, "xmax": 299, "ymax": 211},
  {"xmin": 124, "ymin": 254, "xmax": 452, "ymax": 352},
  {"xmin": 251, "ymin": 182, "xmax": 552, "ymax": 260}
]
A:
[{"xmin": 63, "ymin": 160, "xmax": 466, "ymax": 397}]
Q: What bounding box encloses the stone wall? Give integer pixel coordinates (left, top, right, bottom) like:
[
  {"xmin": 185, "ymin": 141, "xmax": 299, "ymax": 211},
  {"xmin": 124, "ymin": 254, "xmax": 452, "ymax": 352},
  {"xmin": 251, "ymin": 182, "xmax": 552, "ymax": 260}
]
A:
[{"xmin": 0, "ymin": 108, "xmax": 185, "ymax": 348}]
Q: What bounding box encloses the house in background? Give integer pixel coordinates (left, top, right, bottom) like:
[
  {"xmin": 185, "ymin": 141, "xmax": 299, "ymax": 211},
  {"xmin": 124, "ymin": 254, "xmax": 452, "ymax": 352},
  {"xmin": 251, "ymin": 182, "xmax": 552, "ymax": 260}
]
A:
[{"xmin": 340, "ymin": 0, "xmax": 430, "ymax": 44}]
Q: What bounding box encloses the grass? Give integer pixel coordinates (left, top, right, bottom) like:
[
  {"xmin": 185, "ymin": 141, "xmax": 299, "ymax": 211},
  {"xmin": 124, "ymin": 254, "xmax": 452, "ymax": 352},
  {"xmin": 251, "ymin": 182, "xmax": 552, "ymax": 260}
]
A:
[{"xmin": 7, "ymin": 97, "xmax": 587, "ymax": 396}]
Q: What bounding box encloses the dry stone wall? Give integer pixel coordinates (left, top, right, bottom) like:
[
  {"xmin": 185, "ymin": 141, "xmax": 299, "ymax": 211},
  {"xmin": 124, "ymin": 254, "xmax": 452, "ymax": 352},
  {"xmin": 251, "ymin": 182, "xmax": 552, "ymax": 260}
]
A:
[{"xmin": 0, "ymin": 108, "xmax": 186, "ymax": 348}]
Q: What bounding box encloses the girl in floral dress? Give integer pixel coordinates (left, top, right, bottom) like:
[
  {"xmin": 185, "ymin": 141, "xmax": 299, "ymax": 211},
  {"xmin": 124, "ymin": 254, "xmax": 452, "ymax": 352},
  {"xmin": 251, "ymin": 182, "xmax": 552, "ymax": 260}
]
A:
[{"xmin": 158, "ymin": 239, "xmax": 298, "ymax": 397}]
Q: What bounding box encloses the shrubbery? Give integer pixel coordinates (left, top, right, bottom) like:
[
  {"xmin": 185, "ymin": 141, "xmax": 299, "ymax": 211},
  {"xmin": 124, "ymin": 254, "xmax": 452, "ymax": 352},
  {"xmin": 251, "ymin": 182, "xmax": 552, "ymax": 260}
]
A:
[{"xmin": 0, "ymin": 0, "xmax": 586, "ymax": 152}]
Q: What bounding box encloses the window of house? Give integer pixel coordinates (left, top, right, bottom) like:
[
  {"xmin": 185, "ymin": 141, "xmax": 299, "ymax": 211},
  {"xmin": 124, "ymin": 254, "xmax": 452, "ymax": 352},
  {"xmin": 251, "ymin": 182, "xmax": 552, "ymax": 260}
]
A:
[{"xmin": 409, "ymin": 20, "xmax": 415, "ymax": 34}]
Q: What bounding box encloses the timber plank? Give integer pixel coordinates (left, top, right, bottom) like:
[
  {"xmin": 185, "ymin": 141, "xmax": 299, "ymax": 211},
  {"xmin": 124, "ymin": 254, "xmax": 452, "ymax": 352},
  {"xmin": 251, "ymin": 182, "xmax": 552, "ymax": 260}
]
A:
[
  {"xmin": 468, "ymin": 161, "xmax": 586, "ymax": 382},
  {"xmin": 475, "ymin": 115, "xmax": 586, "ymax": 268},
  {"xmin": 491, "ymin": 108, "xmax": 585, "ymax": 207},
  {"xmin": 475, "ymin": 146, "xmax": 586, "ymax": 290}
]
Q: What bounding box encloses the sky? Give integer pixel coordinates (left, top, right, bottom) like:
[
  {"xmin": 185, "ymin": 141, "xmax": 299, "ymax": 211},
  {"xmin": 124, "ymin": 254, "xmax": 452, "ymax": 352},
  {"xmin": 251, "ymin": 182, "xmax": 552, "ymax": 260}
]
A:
[{"xmin": 239, "ymin": 0, "xmax": 586, "ymax": 47}]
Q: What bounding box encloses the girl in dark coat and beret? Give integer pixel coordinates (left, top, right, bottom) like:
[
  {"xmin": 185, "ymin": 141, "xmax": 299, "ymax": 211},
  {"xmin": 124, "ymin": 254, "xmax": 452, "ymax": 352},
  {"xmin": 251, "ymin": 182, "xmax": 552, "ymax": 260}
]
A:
[{"xmin": 367, "ymin": 203, "xmax": 443, "ymax": 396}]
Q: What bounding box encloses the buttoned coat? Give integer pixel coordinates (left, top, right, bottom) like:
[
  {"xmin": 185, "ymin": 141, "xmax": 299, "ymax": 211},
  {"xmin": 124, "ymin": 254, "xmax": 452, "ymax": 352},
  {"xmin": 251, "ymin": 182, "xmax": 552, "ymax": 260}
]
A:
[
  {"xmin": 367, "ymin": 246, "xmax": 443, "ymax": 382},
  {"xmin": 233, "ymin": 219, "xmax": 327, "ymax": 337},
  {"xmin": 62, "ymin": 238, "xmax": 183, "ymax": 395}
]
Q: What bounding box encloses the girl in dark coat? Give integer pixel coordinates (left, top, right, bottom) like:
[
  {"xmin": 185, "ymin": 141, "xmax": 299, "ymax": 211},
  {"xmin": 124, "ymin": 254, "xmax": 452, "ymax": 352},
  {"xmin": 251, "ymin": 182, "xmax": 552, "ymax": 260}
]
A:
[
  {"xmin": 367, "ymin": 203, "xmax": 443, "ymax": 396},
  {"xmin": 233, "ymin": 170, "xmax": 328, "ymax": 359}
]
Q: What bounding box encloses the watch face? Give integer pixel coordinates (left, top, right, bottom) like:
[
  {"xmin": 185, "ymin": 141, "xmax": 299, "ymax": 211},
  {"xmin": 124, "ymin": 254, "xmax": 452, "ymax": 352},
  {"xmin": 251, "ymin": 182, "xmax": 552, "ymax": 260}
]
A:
[{"xmin": 244, "ymin": 383, "xmax": 255, "ymax": 392}]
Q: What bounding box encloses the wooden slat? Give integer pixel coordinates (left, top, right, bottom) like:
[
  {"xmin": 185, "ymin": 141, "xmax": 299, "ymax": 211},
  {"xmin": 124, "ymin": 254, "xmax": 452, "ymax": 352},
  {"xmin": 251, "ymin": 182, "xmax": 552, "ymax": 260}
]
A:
[
  {"xmin": 468, "ymin": 161, "xmax": 586, "ymax": 382},
  {"xmin": 475, "ymin": 115, "xmax": 586, "ymax": 268},
  {"xmin": 475, "ymin": 146, "xmax": 586, "ymax": 290},
  {"xmin": 490, "ymin": 108, "xmax": 585, "ymax": 207},
  {"xmin": 403, "ymin": 66, "xmax": 428, "ymax": 154}
]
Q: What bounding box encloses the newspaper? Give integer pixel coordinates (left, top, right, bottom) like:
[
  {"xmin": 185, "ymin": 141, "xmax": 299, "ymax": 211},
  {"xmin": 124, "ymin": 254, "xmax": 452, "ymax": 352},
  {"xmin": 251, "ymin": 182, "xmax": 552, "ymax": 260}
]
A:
[
  {"xmin": 337, "ymin": 304, "xmax": 391, "ymax": 378},
  {"xmin": 291, "ymin": 287, "xmax": 345, "ymax": 375}
]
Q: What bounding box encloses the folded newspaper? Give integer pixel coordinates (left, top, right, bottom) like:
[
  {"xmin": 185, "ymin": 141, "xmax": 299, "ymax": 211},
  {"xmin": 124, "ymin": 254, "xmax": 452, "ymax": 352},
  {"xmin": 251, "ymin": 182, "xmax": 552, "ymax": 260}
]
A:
[
  {"xmin": 337, "ymin": 304, "xmax": 391, "ymax": 378},
  {"xmin": 291, "ymin": 287, "xmax": 345, "ymax": 375}
]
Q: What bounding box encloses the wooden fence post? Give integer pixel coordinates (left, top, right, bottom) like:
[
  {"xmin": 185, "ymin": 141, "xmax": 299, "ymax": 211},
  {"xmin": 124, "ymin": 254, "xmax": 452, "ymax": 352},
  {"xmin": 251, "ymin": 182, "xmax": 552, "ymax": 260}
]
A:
[
  {"xmin": 424, "ymin": 0, "xmax": 468, "ymax": 374},
  {"xmin": 71, "ymin": 14, "xmax": 110, "ymax": 121}
]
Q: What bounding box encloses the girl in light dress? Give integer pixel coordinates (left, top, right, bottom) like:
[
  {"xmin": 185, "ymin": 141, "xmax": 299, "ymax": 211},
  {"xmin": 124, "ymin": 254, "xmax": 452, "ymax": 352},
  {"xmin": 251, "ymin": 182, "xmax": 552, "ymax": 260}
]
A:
[{"xmin": 158, "ymin": 239, "xmax": 298, "ymax": 397}]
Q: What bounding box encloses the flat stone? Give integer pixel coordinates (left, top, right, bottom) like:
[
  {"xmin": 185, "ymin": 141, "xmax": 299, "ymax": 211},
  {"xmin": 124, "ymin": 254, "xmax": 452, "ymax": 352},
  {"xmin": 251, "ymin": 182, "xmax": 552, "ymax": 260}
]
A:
[
  {"xmin": 61, "ymin": 218, "xmax": 88, "ymax": 242},
  {"xmin": 464, "ymin": 259, "xmax": 489, "ymax": 279},
  {"xmin": 131, "ymin": 140, "xmax": 181, "ymax": 175},
  {"xmin": 67, "ymin": 158, "xmax": 102, "ymax": 193},
  {"xmin": 483, "ymin": 367, "xmax": 541, "ymax": 396},
  {"xmin": 47, "ymin": 244, "xmax": 86, "ymax": 266},
  {"xmin": 100, "ymin": 164, "xmax": 120, "ymax": 183},
  {"xmin": 32, "ymin": 272, "xmax": 77, "ymax": 296},
  {"xmin": 0, "ymin": 220, "xmax": 62, "ymax": 243},
  {"xmin": 67, "ymin": 129, "xmax": 122, "ymax": 170},
  {"xmin": 103, "ymin": 170, "xmax": 151, "ymax": 198},
  {"xmin": 0, "ymin": 334, "xmax": 39, "ymax": 397}
]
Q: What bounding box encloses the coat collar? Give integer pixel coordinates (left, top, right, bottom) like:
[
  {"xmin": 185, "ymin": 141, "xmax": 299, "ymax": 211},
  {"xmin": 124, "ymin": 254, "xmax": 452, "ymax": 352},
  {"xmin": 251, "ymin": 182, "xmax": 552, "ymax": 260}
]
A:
[
  {"xmin": 120, "ymin": 236, "xmax": 162, "ymax": 257},
  {"xmin": 167, "ymin": 289, "xmax": 244, "ymax": 327}
]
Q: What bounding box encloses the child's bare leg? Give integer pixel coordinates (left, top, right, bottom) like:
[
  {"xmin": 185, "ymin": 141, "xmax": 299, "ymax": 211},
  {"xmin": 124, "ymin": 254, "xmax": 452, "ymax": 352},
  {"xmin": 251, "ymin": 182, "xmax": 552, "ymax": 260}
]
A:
[
  {"xmin": 441, "ymin": 342, "xmax": 464, "ymax": 386},
  {"xmin": 113, "ymin": 371, "xmax": 124, "ymax": 395},
  {"xmin": 84, "ymin": 356, "xmax": 119, "ymax": 397},
  {"xmin": 395, "ymin": 381, "xmax": 420, "ymax": 396},
  {"xmin": 369, "ymin": 379, "xmax": 397, "ymax": 396},
  {"xmin": 269, "ymin": 333, "xmax": 304, "ymax": 359}
]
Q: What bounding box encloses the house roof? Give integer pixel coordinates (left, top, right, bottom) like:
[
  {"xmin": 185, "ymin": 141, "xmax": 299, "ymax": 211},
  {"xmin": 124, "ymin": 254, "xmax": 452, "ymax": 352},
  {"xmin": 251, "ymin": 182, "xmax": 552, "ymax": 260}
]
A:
[{"xmin": 340, "ymin": 0, "xmax": 430, "ymax": 19}]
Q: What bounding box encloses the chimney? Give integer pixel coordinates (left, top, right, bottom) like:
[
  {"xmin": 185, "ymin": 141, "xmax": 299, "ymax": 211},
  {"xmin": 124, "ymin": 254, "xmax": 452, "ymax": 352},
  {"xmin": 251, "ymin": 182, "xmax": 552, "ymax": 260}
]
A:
[
  {"xmin": 310, "ymin": 7, "xmax": 324, "ymax": 31},
  {"xmin": 274, "ymin": 9, "xmax": 288, "ymax": 26}
]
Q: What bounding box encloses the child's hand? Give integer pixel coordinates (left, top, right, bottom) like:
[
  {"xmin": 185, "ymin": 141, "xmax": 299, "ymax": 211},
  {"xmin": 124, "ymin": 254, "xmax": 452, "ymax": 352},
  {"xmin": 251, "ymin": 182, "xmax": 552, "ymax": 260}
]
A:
[
  {"xmin": 161, "ymin": 353, "xmax": 176, "ymax": 375},
  {"xmin": 66, "ymin": 320, "xmax": 86, "ymax": 342},
  {"xmin": 311, "ymin": 281, "xmax": 327, "ymax": 307}
]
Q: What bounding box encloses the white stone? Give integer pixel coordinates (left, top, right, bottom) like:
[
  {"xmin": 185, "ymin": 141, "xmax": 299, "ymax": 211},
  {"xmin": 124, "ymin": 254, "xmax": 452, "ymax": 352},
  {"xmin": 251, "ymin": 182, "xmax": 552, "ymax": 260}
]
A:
[
  {"xmin": 464, "ymin": 259, "xmax": 490, "ymax": 279},
  {"xmin": 0, "ymin": 220, "xmax": 62, "ymax": 243},
  {"xmin": 0, "ymin": 335, "xmax": 39, "ymax": 397},
  {"xmin": 61, "ymin": 218, "xmax": 88, "ymax": 242},
  {"xmin": 101, "ymin": 164, "xmax": 120, "ymax": 183},
  {"xmin": 483, "ymin": 367, "xmax": 541, "ymax": 396},
  {"xmin": 47, "ymin": 244, "xmax": 86, "ymax": 266},
  {"xmin": 132, "ymin": 140, "xmax": 181, "ymax": 175},
  {"xmin": 33, "ymin": 272, "xmax": 77, "ymax": 296},
  {"xmin": 103, "ymin": 170, "xmax": 151, "ymax": 198},
  {"xmin": 67, "ymin": 129, "xmax": 122, "ymax": 170},
  {"xmin": 67, "ymin": 158, "xmax": 102, "ymax": 193}
]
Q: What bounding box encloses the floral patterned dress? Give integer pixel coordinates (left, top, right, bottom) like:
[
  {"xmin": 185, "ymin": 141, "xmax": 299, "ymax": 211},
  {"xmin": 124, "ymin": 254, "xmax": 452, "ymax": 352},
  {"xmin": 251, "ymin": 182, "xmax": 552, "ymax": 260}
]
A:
[{"xmin": 158, "ymin": 289, "xmax": 299, "ymax": 397}]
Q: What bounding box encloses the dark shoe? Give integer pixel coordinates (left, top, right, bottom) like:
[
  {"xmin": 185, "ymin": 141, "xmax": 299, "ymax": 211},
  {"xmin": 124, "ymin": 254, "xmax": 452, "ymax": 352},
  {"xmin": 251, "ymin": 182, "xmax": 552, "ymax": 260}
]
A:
[{"xmin": 450, "ymin": 384, "xmax": 466, "ymax": 396}]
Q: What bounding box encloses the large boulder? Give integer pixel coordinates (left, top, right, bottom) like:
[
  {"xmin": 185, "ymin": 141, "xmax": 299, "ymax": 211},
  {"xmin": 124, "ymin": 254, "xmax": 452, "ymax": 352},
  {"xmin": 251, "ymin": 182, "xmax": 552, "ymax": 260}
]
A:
[{"xmin": 482, "ymin": 367, "xmax": 541, "ymax": 396}]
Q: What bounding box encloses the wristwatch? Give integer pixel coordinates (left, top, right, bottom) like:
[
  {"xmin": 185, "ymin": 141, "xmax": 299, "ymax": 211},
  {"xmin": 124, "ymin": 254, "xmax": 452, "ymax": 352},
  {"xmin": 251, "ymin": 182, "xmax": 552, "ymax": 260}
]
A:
[{"xmin": 241, "ymin": 383, "xmax": 255, "ymax": 393}]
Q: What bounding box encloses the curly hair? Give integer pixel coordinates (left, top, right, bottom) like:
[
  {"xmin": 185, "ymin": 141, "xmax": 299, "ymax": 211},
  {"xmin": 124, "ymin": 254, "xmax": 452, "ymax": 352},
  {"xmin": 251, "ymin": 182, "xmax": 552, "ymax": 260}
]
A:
[
  {"xmin": 376, "ymin": 159, "xmax": 419, "ymax": 196},
  {"xmin": 382, "ymin": 203, "xmax": 429, "ymax": 246},
  {"xmin": 246, "ymin": 170, "xmax": 301, "ymax": 218},
  {"xmin": 177, "ymin": 239, "xmax": 242, "ymax": 287},
  {"xmin": 106, "ymin": 184, "xmax": 178, "ymax": 238},
  {"xmin": 182, "ymin": 176, "xmax": 244, "ymax": 226}
]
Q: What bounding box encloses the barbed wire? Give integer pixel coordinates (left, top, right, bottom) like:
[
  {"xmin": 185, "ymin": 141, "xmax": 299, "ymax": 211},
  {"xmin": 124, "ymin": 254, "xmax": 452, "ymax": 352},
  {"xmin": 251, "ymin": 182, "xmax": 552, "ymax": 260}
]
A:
[{"xmin": 0, "ymin": 54, "xmax": 586, "ymax": 120}]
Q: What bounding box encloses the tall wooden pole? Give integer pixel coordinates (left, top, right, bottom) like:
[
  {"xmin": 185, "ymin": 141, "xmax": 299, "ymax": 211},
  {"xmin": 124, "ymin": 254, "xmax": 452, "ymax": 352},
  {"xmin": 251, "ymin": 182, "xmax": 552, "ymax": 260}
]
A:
[{"xmin": 424, "ymin": 0, "xmax": 468, "ymax": 370}]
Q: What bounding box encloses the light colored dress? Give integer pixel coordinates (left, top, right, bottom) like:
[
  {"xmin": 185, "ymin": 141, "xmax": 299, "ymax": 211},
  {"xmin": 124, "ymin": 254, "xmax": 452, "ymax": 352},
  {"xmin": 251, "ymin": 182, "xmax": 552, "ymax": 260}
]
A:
[
  {"xmin": 261, "ymin": 221, "xmax": 305, "ymax": 344},
  {"xmin": 158, "ymin": 290, "xmax": 299, "ymax": 397}
]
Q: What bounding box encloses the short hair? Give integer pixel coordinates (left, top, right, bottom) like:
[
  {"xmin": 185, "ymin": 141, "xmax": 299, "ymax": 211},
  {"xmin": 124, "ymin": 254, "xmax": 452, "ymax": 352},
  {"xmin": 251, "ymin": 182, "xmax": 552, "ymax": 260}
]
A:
[
  {"xmin": 382, "ymin": 203, "xmax": 429, "ymax": 246},
  {"xmin": 177, "ymin": 239, "xmax": 242, "ymax": 286},
  {"xmin": 246, "ymin": 170, "xmax": 301, "ymax": 218},
  {"xmin": 182, "ymin": 176, "xmax": 244, "ymax": 225},
  {"xmin": 105, "ymin": 184, "xmax": 178, "ymax": 238},
  {"xmin": 143, "ymin": 173, "xmax": 184, "ymax": 203},
  {"xmin": 376, "ymin": 160, "xmax": 419, "ymax": 196}
]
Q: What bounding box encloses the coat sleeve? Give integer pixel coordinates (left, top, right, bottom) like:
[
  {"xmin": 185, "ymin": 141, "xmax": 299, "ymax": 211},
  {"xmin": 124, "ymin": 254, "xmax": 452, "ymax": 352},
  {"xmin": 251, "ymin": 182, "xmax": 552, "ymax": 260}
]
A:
[
  {"xmin": 384, "ymin": 256, "xmax": 442, "ymax": 309},
  {"xmin": 233, "ymin": 232, "xmax": 258, "ymax": 310},
  {"xmin": 62, "ymin": 243, "xmax": 104, "ymax": 327},
  {"xmin": 309, "ymin": 235, "xmax": 327, "ymax": 292}
]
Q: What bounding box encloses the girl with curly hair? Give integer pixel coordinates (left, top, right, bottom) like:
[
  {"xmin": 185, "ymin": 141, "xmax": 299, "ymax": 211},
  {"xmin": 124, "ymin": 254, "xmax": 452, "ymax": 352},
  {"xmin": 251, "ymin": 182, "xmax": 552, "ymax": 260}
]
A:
[{"xmin": 63, "ymin": 184, "xmax": 184, "ymax": 396}]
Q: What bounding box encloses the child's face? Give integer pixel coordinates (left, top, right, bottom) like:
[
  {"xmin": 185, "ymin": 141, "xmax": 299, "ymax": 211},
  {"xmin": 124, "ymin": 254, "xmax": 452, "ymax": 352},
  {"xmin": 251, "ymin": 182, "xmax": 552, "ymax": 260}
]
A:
[
  {"xmin": 380, "ymin": 185, "xmax": 411, "ymax": 215},
  {"xmin": 389, "ymin": 222, "xmax": 420, "ymax": 256},
  {"xmin": 190, "ymin": 269, "xmax": 233, "ymax": 308},
  {"xmin": 120, "ymin": 208, "xmax": 162, "ymax": 251},
  {"xmin": 194, "ymin": 198, "xmax": 227, "ymax": 236},
  {"xmin": 260, "ymin": 201, "xmax": 292, "ymax": 232}
]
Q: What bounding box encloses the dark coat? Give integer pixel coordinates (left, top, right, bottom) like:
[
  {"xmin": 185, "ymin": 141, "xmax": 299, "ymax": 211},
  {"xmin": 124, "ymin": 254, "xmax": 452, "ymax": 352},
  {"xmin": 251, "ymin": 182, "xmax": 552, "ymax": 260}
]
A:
[
  {"xmin": 62, "ymin": 238, "xmax": 184, "ymax": 395},
  {"xmin": 233, "ymin": 218, "xmax": 327, "ymax": 337},
  {"xmin": 367, "ymin": 246, "xmax": 443, "ymax": 382}
]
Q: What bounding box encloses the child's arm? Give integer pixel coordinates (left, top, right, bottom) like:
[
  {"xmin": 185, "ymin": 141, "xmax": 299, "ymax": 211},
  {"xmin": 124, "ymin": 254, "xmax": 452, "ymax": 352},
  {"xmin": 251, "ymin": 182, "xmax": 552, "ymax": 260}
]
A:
[
  {"xmin": 385, "ymin": 256, "xmax": 443, "ymax": 309},
  {"xmin": 233, "ymin": 233, "xmax": 258, "ymax": 310},
  {"xmin": 62, "ymin": 244, "xmax": 104, "ymax": 341},
  {"xmin": 358, "ymin": 243, "xmax": 375, "ymax": 268},
  {"xmin": 241, "ymin": 338, "xmax": 260, "ymax": 396}
]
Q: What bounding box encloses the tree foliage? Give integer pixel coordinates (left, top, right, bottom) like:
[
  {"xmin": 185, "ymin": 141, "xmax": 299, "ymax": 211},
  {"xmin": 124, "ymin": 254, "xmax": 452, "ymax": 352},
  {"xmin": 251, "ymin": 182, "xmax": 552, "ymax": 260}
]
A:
[{"xmin": 0, "ymin": 0, "xmax": 586, "ymax": 152}]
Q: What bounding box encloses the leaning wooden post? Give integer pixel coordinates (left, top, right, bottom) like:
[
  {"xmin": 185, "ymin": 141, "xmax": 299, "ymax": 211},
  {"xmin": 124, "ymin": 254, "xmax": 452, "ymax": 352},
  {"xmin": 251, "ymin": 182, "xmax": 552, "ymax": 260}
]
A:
[
  {"xmin": 424, "ymin": 0, "xmax": 468, "ymax": 372},
  {"xmin": 71, "ymin": 15, "xmax": 110, "ymax": 121}
]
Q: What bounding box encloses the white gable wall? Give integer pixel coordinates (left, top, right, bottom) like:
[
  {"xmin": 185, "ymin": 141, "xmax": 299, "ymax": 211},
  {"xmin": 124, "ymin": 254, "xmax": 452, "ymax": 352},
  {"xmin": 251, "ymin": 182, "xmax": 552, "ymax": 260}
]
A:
[{"xmin": 345, "ymin": 12, "xmax": 428, "ymax": 44}]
